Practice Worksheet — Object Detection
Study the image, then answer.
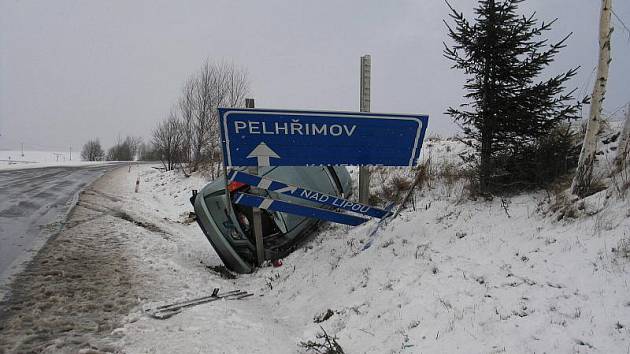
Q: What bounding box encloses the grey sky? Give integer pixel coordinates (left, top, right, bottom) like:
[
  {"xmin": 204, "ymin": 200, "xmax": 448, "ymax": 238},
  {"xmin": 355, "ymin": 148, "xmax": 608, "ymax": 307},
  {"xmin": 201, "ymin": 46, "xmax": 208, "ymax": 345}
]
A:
[{"xmin": 1, "ymin": 0, "xmax": 629, "ymax": 151}]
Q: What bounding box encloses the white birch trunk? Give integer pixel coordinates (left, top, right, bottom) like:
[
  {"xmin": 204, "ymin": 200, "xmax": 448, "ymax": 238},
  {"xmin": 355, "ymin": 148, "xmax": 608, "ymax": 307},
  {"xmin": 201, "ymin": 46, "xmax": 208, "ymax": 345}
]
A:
[
  {"xmin": 571, "ymin": 0, "xmax": 613, "ymax": 196},
  {"xmin": 614, "ymin": 104, "xmax": 630, "ymax": 170}
]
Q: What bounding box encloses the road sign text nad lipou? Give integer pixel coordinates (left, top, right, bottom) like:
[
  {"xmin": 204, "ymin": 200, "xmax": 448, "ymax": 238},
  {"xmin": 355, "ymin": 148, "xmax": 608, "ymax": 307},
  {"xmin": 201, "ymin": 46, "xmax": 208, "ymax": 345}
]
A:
[{"xmin": 228, "ymin": 170, "xmax": 391, "ymax": 219}]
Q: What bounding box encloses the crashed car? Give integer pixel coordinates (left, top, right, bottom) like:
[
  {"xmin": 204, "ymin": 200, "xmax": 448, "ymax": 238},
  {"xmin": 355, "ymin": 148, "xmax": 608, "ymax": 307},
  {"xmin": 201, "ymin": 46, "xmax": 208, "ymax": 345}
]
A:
[{"xmin": 190, "ymin": 166, "xmax": 353, "ymax": 273}]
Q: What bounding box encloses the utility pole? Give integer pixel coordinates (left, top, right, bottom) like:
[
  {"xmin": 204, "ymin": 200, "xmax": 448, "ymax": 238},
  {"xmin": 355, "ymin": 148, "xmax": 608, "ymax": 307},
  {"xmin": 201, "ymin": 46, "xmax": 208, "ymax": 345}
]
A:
[
  {"xmin": 69, "ymin": 146, "xmax": 72, "ymax": 161},
  {"xmin": 359, "ymin": 55, "xmax": 371, "ymax": 204},
  {"xmin": 245, "ymin": 98, "xmax": 265, "ymax": 267},
  {"xmin": 21, "ymin": 143, "xmax": 24, "ymax": 157}
]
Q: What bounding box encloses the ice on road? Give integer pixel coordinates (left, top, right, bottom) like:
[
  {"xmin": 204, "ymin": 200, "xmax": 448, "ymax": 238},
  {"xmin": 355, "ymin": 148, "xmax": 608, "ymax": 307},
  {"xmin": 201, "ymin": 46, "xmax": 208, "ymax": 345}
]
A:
[{"xmin": 0, "ymin": 164, "xmax": 119, "ymax": 289}]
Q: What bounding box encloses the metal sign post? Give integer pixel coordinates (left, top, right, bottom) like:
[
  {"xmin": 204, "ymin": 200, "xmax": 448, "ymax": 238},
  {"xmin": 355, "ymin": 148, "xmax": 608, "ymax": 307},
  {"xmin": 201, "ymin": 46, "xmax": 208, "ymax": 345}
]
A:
[
  {"xmin": 245, "ymin": 98, "xmax": 265, "ymax": 267},
  {"xmin": 359, "ymin": 54, "xmax": 371, "ymax": 204}
]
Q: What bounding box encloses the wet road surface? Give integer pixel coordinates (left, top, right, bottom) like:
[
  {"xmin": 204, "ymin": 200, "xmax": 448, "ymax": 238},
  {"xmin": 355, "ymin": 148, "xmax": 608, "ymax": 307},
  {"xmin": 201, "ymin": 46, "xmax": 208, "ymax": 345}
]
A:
[{"xmin": 0, "ymin": 164, "xmax": 120, "ymax": 281}]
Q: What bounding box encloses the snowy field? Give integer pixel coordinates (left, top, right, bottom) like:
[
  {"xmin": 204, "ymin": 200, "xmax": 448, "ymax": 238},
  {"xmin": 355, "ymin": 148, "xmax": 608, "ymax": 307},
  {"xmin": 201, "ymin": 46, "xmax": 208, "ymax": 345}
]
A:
[
  {"xmin": 113, "ymin": 144, "xmax": 629, "ymax": 353},
  {"xmin": 0, "ymin": 150, "xmax": 107, "ymax": 171},
  {"xmin": 1, "ymin": 133, "xmax": 629, "ymax": 353}
]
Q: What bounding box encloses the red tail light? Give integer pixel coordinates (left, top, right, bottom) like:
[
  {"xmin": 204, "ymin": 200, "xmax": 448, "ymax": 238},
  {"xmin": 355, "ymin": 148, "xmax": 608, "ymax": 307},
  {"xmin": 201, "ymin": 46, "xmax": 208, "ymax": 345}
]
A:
[{"xmin": 227, "ymin": 181, "xmax": 247, "ymax": 192}]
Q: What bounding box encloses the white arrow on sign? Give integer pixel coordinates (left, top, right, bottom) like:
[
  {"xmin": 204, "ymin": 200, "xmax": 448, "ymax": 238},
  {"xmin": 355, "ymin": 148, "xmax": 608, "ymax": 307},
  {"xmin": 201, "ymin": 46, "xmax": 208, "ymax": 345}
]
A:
[
  {"xmin": 247, "ymin": 142, "xmax": 280, "ymax": 166},
  {"xmin": 275, "ymin": 186, "xmax": 297, "ymax": 194}
]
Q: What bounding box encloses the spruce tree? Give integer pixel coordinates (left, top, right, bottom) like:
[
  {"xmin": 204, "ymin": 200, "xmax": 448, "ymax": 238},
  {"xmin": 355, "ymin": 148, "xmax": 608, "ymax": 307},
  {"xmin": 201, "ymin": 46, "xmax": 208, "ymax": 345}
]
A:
[{"xmin": 443, "ymin": 0, "xmax": 582, "ymax": 193}]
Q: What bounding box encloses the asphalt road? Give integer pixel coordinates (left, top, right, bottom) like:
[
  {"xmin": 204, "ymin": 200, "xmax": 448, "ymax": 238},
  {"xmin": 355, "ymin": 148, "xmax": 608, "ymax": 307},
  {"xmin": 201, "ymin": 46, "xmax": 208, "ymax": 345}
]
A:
[{"xmin": 0, "ymin": 164, "xmax": 120, "ymax": 281}]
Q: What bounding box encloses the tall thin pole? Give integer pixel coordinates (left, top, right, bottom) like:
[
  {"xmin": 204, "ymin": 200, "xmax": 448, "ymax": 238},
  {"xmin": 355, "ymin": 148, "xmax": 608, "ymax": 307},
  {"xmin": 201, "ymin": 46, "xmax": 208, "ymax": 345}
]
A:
[
  {"xmin": 221, "ymin": 116, "xmax": 234, "ymax": 220},
  {"xmin": 359, "ymin": 55, "xmax": 371, "ymax": 204},
  {"xmin": 244, "ymin": 98, "xmax": 265, "ymax": 267}
]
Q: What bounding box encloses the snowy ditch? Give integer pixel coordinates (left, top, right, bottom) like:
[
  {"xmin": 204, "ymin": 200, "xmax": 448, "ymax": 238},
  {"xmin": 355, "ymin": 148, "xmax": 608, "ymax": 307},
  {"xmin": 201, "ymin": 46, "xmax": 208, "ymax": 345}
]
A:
[{"xmin": 1, "ymin": 136, "xmax": 629, "ymax": 353}]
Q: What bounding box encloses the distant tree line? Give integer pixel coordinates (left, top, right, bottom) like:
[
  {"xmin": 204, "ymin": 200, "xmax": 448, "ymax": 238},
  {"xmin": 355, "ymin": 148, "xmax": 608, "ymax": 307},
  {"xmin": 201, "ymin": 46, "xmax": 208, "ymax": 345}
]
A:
[
  {"xmin": 106, "ymin": 136, "xmax": 142, "ymax": 161},
  {"xmin": 80, "ymin": 135, "xmax": 145, "ymax": 162}
]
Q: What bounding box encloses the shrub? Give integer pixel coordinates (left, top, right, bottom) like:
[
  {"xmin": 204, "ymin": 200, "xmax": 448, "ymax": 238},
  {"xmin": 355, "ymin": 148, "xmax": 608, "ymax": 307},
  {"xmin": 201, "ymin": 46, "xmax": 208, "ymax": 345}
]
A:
[
  {"xmin": 80, "ymin": 139, "xmax": 105, "ymax": 161},
  {"xmin": 298, "ymin": 326, "xmax": 344, "ymax": 354},
  {"xmin": 613, "ymin": 237, "xmax": 630, "ymax": 261},
  {"xmin": 487, "ymin": 124, "xmax": 581, "ymax": 193}
]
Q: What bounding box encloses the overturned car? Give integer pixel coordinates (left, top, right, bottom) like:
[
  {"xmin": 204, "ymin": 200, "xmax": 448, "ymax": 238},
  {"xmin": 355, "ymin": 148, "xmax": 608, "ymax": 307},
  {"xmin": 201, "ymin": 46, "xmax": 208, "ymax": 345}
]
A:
[{"xmin": 190, "ymin": 166, "xmax": 353, "ymax": 273}]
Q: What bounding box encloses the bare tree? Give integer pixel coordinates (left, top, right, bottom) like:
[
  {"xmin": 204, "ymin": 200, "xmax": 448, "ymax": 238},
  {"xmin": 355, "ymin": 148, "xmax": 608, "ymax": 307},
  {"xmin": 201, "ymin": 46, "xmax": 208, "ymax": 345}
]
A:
[
  {"xmin": 179, "ymin": 78, "xmax": 196, "ymax": 168},
  {"xmin": 572, "ymin": 0, "xmax": 613, "ymax": 197},
  {"xmin": 223, "ymin": 62, "xmax": 249, "ymax": 107},
  {"xmin": 190, "ymin": 61, "xmax": 215, "ymax": 172},
  {"xmin": 80, "ymin": 139, "xmax": 105, "ymax": 161},
  {"xmin": 127, "ymin": 136, "xmax": 142, "ymax": 160},
  {"xmin": 138, "ymin": 142, "xmax": 159, "ymax": 161},
  {"xmin": 152, "ymin": 111, "xmax": 184, "ymax": 171},
  {"xmin": 211, "ymin": 61, "xmax": 249, "ymax": 177},
  {"xmin": 180, "ymin": 60, "xmax": 249, "ymax": 174},
  {"xmin": 107, "ymin": 136, "xmax": 143, "ymax": 161}
]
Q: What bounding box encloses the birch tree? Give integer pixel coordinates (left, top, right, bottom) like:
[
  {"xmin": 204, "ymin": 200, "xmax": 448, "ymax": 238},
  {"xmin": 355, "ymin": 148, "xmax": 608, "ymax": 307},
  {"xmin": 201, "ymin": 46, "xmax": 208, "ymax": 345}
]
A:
[
  {"xmin": 571, "ymin": 0, "xmax": 613, "ymax": 197},
  {"xmin": 613, "ymin": 104, "xmax": 630, "ymax": 171}
]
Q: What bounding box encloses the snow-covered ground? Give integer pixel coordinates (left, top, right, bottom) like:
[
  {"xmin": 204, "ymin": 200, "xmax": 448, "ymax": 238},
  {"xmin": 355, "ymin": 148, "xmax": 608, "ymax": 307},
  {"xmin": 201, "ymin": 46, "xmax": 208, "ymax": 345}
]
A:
[
  {"xmin": 109, "ymin": 134, "xmax": 628, "ymax": 352},
  {"xmin": 2, "ymin": 132, "xmax": 628, "ymax": 353},
  {"xmin": 0, "ymin": 150, "xmax": 107, "ymax": 171}
]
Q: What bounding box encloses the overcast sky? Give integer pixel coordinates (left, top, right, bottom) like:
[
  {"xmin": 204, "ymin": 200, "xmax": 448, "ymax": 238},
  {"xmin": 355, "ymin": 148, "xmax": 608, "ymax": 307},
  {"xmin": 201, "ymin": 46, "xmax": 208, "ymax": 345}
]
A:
[{"xmin": 1, "ymin": 0, "xmax": 629, "ymax": 151}]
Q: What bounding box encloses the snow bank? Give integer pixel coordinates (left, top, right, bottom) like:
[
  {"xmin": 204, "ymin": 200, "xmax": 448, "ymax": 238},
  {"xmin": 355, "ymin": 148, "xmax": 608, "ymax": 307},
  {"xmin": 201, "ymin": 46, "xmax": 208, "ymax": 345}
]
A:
[{"xmin": 107, "ymin": 136, "xmax": 628, "ymax": 353}]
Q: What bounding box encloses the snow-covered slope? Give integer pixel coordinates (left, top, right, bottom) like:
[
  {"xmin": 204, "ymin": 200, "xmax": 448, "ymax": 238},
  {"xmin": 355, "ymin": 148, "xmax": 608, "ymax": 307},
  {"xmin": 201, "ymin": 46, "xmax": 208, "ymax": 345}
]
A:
[{"xmin": 111, "ymin": 137, "xmax": 629, "ymax": 353}]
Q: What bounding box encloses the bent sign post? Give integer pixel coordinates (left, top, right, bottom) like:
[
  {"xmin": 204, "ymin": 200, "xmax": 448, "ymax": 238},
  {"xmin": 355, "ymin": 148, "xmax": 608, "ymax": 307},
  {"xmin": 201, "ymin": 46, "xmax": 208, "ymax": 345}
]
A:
[
  {"xmin": 218, "ymin": 108, "xmax": 428, "ymax": 167},
  {"xmin": 228, "ymin": 170, "xmax": 392, "ymax": 219},
  {"xmin": 232, "ymin": 192, "xmax": 368, "ymax": 227}
]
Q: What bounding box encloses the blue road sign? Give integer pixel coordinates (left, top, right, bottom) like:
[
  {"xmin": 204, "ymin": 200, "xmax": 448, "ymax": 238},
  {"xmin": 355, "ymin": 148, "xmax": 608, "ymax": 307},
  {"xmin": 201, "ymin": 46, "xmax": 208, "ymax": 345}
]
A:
[
  {"xmin": 218, "ymin": 108, "xmax": 429, "ymax": 167},
  {"xmin": 228, "ymin": 170, "xmax": 391, "ymax": 219},
  {"xmin": 232, "ymin": 192, "xmax": 368, "ymax": 226}
]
